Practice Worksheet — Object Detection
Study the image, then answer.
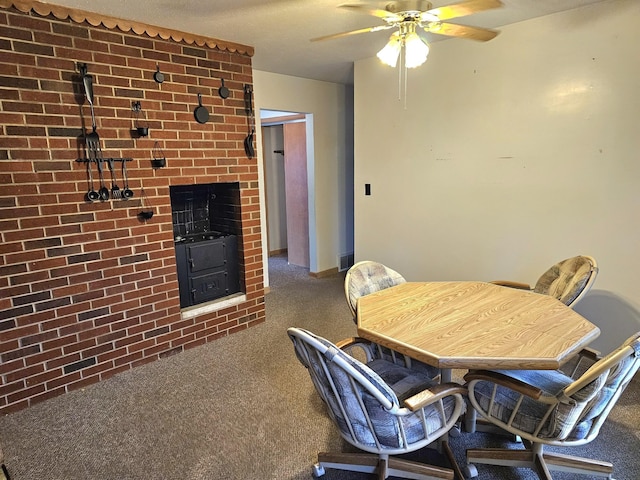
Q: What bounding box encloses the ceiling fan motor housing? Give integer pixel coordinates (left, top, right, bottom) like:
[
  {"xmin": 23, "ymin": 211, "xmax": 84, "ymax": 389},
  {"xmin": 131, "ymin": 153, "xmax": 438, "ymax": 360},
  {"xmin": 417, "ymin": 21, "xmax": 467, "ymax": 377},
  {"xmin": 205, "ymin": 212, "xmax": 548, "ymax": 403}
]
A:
[{"xmin": 386, "ymin": 0, "xmax": 432, "ymax": 14}]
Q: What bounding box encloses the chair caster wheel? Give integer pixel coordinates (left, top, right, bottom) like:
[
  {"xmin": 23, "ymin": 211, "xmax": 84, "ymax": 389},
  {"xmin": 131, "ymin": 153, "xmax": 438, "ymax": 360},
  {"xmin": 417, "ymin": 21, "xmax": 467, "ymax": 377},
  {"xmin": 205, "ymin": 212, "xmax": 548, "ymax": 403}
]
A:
[
  {"xmin": 462, "ymin": 463, "xmax": 478, "ymax": 479},
  {"xmin": 312, "ymin": 463, "xmax": 325, "ymax": 478}
]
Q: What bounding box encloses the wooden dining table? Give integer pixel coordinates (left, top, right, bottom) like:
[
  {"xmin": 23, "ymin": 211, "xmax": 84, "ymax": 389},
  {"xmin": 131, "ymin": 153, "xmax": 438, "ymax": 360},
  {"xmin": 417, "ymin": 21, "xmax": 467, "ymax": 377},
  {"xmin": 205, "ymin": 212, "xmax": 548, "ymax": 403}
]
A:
[
  {"xmin": 356, "ymin": 280, "xmax": 600, "ymax": 476},
  {"xmin": 356, "ymin": 281, "xmax": 600, "ymax": 383}
]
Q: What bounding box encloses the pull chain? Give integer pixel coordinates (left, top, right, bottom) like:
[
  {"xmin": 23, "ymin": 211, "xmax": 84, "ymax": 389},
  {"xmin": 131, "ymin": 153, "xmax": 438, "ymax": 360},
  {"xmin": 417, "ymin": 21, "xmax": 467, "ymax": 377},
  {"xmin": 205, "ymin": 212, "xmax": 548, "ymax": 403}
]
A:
[{"xmin": 396, "ymin": 48, "xmax": 409, "ymax": 110}]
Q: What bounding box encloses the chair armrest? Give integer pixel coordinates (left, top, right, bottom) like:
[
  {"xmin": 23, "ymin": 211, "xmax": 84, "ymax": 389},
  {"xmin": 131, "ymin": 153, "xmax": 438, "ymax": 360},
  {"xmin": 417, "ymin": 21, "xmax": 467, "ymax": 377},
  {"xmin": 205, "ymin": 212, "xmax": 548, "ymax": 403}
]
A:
[
  {"xmin": 490, "ymin": 280, "xmax": 532, "ymax": 290},
  {"xmin": 564, "ymin": 345, "xmax": 633, "ymax": 397},
  {"xmin": 464, "ymin": 370, "xmax": 545, "ymax": 400},
  {"xmin": 404, "ymin": 382, "xmax": 467, "ymax": 411}
]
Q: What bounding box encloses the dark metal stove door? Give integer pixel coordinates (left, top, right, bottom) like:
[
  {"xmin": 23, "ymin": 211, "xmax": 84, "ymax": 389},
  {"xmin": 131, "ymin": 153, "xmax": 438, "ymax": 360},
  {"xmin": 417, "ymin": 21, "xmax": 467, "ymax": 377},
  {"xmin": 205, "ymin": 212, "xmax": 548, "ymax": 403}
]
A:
[
  {"xmin": 188, "ymin": 240, "xmax": 225, "ymax": 273},
  {"xmin": 190, "ymin": 270, "xmax": 228, "ymax": 304}
]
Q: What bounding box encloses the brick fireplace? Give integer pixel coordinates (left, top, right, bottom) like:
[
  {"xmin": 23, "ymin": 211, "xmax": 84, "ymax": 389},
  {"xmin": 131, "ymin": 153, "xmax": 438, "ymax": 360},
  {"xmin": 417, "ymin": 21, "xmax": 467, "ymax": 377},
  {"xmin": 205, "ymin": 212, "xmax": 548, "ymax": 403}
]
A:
[{"xmin": 0, "ymin": 1, "xmax": 265, "ymax": 414}]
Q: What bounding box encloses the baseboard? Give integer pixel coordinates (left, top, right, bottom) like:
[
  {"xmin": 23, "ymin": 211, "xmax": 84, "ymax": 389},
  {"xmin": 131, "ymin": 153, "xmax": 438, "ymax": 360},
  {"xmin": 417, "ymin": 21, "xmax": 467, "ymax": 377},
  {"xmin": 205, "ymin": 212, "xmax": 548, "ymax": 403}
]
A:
[
  {"xmin": 269, "ymin": 248, "xmax": 287, "ymax": 257},
  {"xmin": 310, "ymin": 267, "xmax": 339, "ymax": 278}
]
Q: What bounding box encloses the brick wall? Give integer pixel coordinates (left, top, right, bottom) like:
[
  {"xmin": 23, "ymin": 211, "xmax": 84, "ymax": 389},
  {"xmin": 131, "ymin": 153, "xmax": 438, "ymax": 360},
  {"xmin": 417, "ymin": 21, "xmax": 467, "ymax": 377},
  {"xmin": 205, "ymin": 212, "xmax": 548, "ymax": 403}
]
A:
[{"xmin": 0, "ymin": 2, "xmax": 265, "ymax": 414}]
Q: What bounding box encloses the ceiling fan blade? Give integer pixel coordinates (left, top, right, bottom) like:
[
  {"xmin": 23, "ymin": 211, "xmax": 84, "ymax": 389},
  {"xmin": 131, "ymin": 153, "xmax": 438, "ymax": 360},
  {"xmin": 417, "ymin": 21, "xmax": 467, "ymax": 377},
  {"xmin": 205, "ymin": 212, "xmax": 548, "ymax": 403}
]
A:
[
  {"xmin": 311, "ymin": 24, "xmax": 394, "ymax": 42},
  {"xmin": 423, "ymin": 0, "xmax": 503, "ymax": 22},
  {"xmin": 425, "ymin": 22, "xmax": 499, "ymax": 41},
  {"xmin": 339, "ymin": 4, "xmax": 403, "ymax": 22}
]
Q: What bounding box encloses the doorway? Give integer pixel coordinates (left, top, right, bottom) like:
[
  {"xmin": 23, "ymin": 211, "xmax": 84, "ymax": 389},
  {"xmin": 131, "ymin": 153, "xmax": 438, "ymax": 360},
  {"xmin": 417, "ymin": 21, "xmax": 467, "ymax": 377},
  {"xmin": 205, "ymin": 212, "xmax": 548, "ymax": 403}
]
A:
[{"xmin": 261, "ymin": 111, "xmax": 310, "ymax": 269}]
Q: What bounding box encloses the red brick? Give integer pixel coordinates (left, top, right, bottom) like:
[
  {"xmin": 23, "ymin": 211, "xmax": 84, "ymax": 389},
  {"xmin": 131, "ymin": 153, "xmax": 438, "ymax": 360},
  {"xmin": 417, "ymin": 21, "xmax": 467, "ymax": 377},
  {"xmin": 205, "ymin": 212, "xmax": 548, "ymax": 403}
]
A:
[
  {"xmin": 62, "ymin": 337, "xmax": 97, "ymax": 354},
  {"xmin": 25, "ymin": 386, "xmax": 67, "ymax": 408},
  {"xmin": 7, "ymin": 383, "xmax": 46, "ymax": 405},
  {"xmin": 25, "ymin": 348, "xmax": 64, "ymax": 366},
  {"xmin": 98, "ymin": 364, "xmax": 129, "ymax": 381},
  {"xmin": 0, "ymin": 379, "xmax": 25, "ymax": 397},
  {"xmin": 66, "ymin": 374, "xmax": 101, "ymax": 392},
  {"xmin": 0, "ymin": 357, "xmax": 24, "ymax": 376},
  {"xmin": 5, "ymin": 363, "xmax": 45, "ymax": 383},
  {"xmin": 114, "ymin": 351, "xmax": 143, "ymax": 367}
]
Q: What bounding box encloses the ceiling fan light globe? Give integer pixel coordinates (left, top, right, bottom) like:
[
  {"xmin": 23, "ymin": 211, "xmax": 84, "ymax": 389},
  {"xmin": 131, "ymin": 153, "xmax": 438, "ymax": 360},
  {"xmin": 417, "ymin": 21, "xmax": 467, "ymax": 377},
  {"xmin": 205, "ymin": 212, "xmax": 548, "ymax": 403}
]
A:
[
  {"xmin": 377, "ymin": 33, "xmax": 402, "ymax": 67},
  {"xmin": 405, "ymin": 32, "xmax": 429, "ymax": 68},
  {"xmin": 405, "ymin": 50, "xmax": 428, "ymax": 68}
]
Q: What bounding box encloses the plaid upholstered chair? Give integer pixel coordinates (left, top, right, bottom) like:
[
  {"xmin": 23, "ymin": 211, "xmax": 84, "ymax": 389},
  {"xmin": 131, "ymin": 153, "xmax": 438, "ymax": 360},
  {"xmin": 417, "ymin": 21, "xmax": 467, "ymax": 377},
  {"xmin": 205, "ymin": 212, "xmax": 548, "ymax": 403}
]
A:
[
  {"xmin": 287, "ymin": 327, "xmax": 467, "ymax": 480},
  {"xmin": 464, "ymin": 330, "xmax": 640, "ymax": 479},
  {"xmin": 491, "ymin": 255, "xmax": 598, "ymax": 308},
  {"xmin": 344, "ymin": 261, "xmax": 439, "ymax": 379},
  {"xmin": 344, "ymin": 261, "xmax": 407, "ymax": 319}
]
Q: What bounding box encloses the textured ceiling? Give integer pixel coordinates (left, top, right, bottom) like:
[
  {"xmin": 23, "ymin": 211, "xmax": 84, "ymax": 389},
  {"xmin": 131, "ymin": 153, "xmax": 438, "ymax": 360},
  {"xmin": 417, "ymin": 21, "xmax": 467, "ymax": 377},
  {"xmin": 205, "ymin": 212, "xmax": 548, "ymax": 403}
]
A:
[{"xmin": 43, "ymin": 0, "xmax": 609, "ymax": 84}]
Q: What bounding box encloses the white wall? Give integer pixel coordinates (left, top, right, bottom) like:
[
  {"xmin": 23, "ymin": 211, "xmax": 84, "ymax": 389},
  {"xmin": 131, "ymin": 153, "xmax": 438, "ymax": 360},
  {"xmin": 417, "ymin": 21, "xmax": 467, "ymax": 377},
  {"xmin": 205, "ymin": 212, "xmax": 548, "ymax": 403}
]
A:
[
  {"xmin": 253, "ymin": 71, "xmax": 354, "ymax": 281},
  {"xmin": 353, "ymin": 0, "xmax": 640, "ymax": 348}
]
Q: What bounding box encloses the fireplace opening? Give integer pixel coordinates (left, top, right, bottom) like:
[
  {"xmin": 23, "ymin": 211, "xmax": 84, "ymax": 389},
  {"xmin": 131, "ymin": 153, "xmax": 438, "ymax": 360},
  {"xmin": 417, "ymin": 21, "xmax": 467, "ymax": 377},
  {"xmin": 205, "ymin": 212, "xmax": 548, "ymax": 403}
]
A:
[{"xmin": 170, "ymin": 183, "xmax": 243, "ymax": 308}]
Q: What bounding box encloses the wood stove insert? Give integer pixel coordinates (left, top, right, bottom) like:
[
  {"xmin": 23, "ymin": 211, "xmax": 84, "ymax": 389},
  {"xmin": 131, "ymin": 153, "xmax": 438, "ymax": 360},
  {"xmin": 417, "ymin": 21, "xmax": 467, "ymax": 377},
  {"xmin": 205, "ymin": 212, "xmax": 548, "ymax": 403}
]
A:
[
  {"xmin": 171, "ymin": 183, "xmax": 242, "ymax": 308},
  {"xmin": 174, "ymin": 232, "xmax": 239, "ymax": 308}
]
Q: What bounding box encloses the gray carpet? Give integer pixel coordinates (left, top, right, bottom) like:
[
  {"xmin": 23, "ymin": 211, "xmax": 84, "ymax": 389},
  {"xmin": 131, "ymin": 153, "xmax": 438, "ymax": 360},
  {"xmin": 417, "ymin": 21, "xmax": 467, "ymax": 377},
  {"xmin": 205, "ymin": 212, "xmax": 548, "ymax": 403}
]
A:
[{"xmin": 0, "ymin": 255, "xmax": 638, "ymax": 480}]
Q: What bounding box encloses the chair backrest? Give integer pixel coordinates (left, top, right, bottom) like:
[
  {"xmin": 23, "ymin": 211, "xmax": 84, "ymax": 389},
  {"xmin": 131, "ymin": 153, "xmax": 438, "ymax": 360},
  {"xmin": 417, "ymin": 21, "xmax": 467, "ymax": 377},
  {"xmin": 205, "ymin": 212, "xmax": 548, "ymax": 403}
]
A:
[
  {"xmin": 344, "ymin": 261, "xmax": 406, "ymax": 319},
  {"xmin": 558, "ymin": 331, "xmax": 640, "ymax": 442},
  {"xmin": 287, "ymin": 327, "xmax": 458, "ymax": 454},
  {"xmin": 534, "ymin": 255, "xmax": 598, "ymax": 307}
]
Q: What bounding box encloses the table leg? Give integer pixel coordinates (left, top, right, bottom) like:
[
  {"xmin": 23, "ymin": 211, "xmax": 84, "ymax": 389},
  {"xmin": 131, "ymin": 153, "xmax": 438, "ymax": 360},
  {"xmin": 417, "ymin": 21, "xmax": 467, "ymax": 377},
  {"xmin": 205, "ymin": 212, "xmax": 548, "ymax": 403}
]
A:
[
  {"xmin": 440, "ymin": 368, "xmax": 452, "ymax": 383},
  {"xmin": 464, "ymin": 401, "xmax": 477, "ymax": 433}
]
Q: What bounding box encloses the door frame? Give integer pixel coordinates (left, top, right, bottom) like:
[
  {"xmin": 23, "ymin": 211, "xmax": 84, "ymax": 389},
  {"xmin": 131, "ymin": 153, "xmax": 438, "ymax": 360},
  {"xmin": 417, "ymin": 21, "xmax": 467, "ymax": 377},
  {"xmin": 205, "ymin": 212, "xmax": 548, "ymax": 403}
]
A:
[{"xmin": 260, "ymin": 111, "xmax": 314, "ymax": 270}]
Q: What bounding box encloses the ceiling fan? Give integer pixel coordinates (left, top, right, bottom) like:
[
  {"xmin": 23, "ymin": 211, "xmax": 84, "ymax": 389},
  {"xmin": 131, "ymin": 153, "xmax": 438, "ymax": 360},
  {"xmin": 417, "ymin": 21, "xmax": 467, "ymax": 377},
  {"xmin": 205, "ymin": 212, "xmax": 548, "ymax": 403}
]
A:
[{"xmin": 312, "ymin": 0, "xmax": 503, "ymax": 68}]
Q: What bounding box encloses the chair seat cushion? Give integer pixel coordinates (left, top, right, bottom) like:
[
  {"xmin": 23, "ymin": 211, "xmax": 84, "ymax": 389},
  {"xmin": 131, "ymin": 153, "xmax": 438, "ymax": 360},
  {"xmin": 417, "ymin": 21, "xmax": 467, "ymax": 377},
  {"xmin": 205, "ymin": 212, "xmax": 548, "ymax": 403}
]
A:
[
  {"xmin": 362, "ymin": 359, "xmax": 457, "ymax": 448},
  {"xmin": 371, "ymin": 344, "xmax": 441, "ymax": 381},
  {"xmin": 368, "ymin": 359, "xmax": 436, "ymax": 402}
]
